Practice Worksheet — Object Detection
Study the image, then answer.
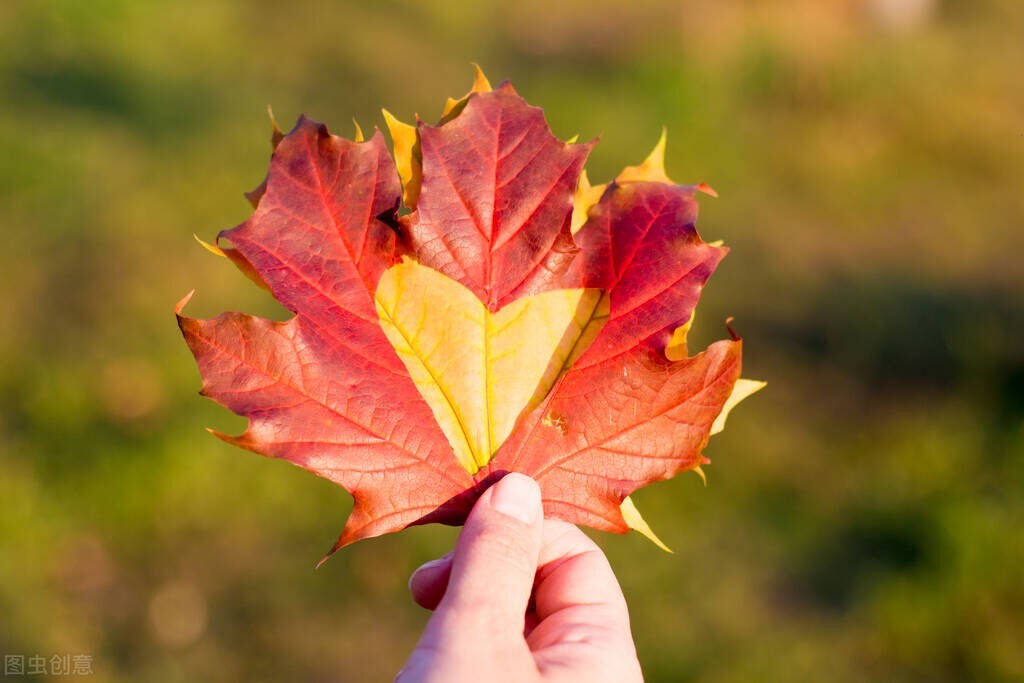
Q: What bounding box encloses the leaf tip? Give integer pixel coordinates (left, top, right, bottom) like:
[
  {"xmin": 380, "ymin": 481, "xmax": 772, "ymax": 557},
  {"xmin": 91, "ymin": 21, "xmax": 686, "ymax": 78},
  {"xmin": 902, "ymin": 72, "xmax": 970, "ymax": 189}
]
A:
[
  {"xmin": 696, "ymin": 182, "xmax": 718, "ymax": 198},
  {"xmin": 174, "ymin": 290, "xmax": 196, "ymax": 315},
  {"xmin": 380, "ymin": 107, "xmax": 400, "ymax": 129},
  {"xmin": 194, "ymin": 234, "xmax": 225, "ymax": 257},
  {"xmin": 205, "ymin": 426, "xmax": 226, "ymax": 439},
  {"xmin": 653, "ymin": 125, "xmax": 668, "ymax": 161},
  {"xmin": 265, "ymin": 104, "xmax": 284, "ymax": 148},
  {"xmin": 441, "ymin": 97, "xmax": 461, "ymax": 117},
  {"xmin": 382, "ymin": 110, "xmax": 420, "ymax": 196},
  {"xmin": 440, "ymin": 66, "xmax": 494, "ymax": 121},
  {"xmin": 710, "ymin": 378, "xmax": 766, "ymax": 436},
  {"xmin": 620, "ymin": 496, "xmax": 673, "ymax": 553},
  {"xmin": 665, "ymin": 315, "xmax": 693, "ymax": 361},
  {"xmin": 725, "ymin": 316, "xmax": 740, "ymax": 341},
  {"xmin": 470, "ymin": 63, "xmax": 493, "ymax": 93},
  {"xmin": 571, "ymin": 169, "xmax": 608, "ymax": 234},
  {"xmin": 692, "ymin": 465, "xmax": 708, "ymax": 487},
  {"xmin": 316, "ymin": 531, "xmax": 352, "ymax": 568},
  {"xmin": 617, "ymin": 128, "xmax": 672, "ymax": 185}
]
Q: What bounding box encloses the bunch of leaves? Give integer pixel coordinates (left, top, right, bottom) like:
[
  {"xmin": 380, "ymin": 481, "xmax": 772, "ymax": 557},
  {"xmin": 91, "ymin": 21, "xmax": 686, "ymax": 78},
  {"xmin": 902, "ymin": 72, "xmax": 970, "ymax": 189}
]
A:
[{"xmin": 178, "ymin": 69, "xmax": 762, "ymax": 563}]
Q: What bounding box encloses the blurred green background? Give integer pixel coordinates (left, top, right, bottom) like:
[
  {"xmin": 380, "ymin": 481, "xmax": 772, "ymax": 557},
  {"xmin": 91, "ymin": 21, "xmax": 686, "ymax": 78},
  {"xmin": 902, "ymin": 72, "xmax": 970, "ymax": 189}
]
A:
[{"xmin": 2, "ymin": 1, "xmax": 1022, "ymax": 681}]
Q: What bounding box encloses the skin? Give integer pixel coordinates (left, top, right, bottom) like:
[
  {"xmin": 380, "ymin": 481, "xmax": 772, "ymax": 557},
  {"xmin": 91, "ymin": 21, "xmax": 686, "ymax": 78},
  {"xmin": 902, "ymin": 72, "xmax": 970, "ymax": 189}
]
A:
[{"xmin": 397, "ymin": 473, "xmax": 644, "ymax": 683}]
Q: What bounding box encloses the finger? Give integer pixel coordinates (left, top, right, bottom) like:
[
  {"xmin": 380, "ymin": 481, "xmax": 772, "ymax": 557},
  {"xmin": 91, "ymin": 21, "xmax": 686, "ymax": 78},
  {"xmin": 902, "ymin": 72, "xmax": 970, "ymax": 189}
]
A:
[
  {"xmin": 408, "ymin": 552, "xmax": 452, "ymax": 610},
  {"xmin": 534, "ymin": 520, "xmax": 630, "ymax": 622},
  {"xmin": 431, "ymin": 473, "xmax": 544, "ymax": 639},
  {"xmin": 528, "ymin": 521, "xmax": 642, "ymax": 680}
]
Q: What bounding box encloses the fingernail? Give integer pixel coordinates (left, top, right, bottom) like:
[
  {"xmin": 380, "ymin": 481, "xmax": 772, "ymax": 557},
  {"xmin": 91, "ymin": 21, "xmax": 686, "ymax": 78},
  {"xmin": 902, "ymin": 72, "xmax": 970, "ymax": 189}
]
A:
[
  {"xmin": 489, "ymin": 473, "xmax": 541, "ymax": 524},
  {"xmin": 408, "ymin": 554, "xmax": 451, "ymax": 590}
]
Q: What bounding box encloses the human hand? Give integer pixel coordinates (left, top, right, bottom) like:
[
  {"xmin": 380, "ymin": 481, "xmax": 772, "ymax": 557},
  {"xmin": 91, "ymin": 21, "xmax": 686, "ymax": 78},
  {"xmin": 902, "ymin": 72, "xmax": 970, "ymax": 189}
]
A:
[{"xmin": 396, "ymin": 473, "xmax": 644, "ymax": 682}]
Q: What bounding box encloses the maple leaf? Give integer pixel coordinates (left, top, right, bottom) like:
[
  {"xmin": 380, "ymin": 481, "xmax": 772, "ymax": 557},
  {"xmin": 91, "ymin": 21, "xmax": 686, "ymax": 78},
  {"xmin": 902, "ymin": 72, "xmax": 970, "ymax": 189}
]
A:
[{"xmin": 178, "ymin": 69, "xmax": 762, "ymax": 562}]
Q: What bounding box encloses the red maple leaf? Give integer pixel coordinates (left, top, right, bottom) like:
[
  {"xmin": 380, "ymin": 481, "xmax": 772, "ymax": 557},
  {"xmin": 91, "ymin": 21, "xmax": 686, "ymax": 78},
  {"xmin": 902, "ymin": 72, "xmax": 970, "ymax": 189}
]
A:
[{"xmin": 178, "ymin": 73, "xmax": 758, "ymax": 562}]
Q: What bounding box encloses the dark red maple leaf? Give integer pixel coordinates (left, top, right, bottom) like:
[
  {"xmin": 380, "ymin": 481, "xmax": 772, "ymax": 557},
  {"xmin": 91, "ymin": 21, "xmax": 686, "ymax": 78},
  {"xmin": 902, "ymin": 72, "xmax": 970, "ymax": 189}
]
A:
[{"xmin": 178, "ymin": 73, "xmax": 759, "ymax": 562}]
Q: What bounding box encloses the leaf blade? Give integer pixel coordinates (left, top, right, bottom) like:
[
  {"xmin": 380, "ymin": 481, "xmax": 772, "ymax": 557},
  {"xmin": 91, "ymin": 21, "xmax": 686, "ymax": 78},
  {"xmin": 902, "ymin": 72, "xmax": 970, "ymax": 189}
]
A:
[
  {"xmin": 404, "ymin": 84, "xmax": 592, "ymax": 311},
  {"xmin": 375, "ymin": 259, "xmax": 603, "ymax": 474}
]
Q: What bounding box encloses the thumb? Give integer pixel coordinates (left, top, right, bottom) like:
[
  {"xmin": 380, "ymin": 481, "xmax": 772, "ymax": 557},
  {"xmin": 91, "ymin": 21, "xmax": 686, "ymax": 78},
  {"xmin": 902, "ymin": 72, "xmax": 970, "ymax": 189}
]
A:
[{"xmin": 433, "ymin": 473, "xmax": 544, "ymax": 639}]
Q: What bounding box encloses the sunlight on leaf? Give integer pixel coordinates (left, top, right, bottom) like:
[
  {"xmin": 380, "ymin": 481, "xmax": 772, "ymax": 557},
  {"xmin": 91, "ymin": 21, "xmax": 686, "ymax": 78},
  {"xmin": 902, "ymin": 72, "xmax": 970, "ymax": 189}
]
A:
[{"xmin": 375, "ymin": 259, "xmax": 603, "ymax": 474}]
